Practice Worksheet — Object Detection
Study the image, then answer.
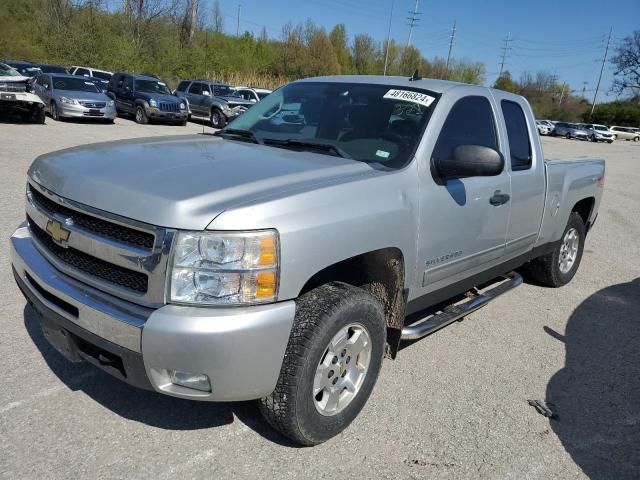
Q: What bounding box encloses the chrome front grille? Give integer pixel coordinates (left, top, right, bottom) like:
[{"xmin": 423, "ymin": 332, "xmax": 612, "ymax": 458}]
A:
[
  {"xmin": 159, "ymin": 102, "xmax": 179, "ymax": 112},
  {"xmin": 26, "ymin": 181, "xmax": 175, "ymax": 307},
  {"xmin": 80, "ymin": 101, "xmax": 106, "ymax": 108}
]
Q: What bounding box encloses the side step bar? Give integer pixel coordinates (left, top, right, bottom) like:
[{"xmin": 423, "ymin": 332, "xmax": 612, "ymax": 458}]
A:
[{"xmin": 401, "ymin": 271, "xmax": 523, "ymax": 341}]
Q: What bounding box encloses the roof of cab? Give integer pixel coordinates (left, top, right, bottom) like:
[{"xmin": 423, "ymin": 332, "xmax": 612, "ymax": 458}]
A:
[{"xmin": 296, "ymin": 75, "xmax": 525, "ymax": 102}]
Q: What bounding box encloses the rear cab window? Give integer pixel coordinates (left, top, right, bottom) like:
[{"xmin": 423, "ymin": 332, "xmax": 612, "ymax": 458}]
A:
[{"xmin": 501, "ymin": 100, "xmax": 532, "ymax": 171}]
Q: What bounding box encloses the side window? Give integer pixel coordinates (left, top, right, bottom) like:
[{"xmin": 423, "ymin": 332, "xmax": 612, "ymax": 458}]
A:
[
  {"xmin": 76, "ymin": 68, "xmax": 91, "ymax": 76},
  {"xmin": 176, "ymin": 81, "xmax": 190, "ymax": 92},
  {"xmin": 123, "ymin": 76, "xmax": 133, "ymax": 91},
  {"xmin": 432, "ymin": 96, "xmax": 498, "ymax": 161},
  {"xmin": 188, "ymin": 82, "xmax": 202, "ymax": 95},
  {"xmin": 501, "ymin": 100, "xmax": 532, "ymax": 171}
]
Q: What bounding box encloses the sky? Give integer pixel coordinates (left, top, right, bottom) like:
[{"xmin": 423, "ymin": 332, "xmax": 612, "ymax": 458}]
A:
[{"xmin": 203, "ymin": 0, "xmax": 639, "ymax": 102}]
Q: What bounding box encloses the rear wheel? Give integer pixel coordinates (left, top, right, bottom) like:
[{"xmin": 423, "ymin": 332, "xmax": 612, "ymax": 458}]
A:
[
  {"xmin": 259, "ymin": 282, "xmax": 385, "ymax": 446},
  {"xmin": 634, "ymin": 136, "xmax": 639, "ymax": 142},
  {"xmin": 135, "ymin": 106, "xmax": 148, "ymax": 124},
  {"xmin": 525, "ymin": 212, "xmax": 586, "ymax": 287}
]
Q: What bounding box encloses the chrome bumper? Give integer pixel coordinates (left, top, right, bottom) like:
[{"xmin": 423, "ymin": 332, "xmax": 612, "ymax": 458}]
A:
[{"xmin": 11, "ymin": 224, "xmax": 295, "ymax": 401}]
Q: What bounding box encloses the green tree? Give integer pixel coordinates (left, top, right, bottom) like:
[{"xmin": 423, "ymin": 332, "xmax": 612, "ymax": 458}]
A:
[
  {"xmin": 352, "ymin": 34, "xmax": 378, "ymax": 74},
  {"xmin": 493, "ymin": 71, "xmax": 519, "ymax": 93},
  {"xmin": 329, "ymin": 24, "xmax": 351, "ymax": 74}
]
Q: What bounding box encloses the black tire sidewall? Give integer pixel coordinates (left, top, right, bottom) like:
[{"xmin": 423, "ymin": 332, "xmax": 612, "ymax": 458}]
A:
[
  {"xmin": 135, "ymin": 106, "xmax": 147, "ymax": 124},
  {"xmin": 211, "ymin": 109, "xmax": 225, "ymax": 128},
  {"xmin": 293, "ymin": 297, "xmax": 385, "ymax": 444},
  {"xmin": 552, "ymin": 212, "xmax": 586, "ymax": 286}
]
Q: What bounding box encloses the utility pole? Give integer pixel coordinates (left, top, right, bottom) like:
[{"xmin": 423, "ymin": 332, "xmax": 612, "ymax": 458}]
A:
[
  {"xmin": 383, "ymin": 0, "xmax": 395, "ymax": 76},
  {"xmin": 498, "ymin": 31, "xmax": 512, "ymax": 78},
  {"xmin": 559, "ymin": 83, "xmax": 567, "ymax": 105},
  {"xmin": 445, "ymin": 19, "xmax": 456, "ymax": 71},
  {"xmin": 236, "ymin": 3, "xmax": 241, "ymax": 36},
  {"xmin": 591, "ymin": 27, "xmax": 612, "ymax": 118},
  {"xmin": 581, "ymin": 81, "xmax": 588, "ymax": 98},
  {"xmin": 406, "ymin": 0, "xmax": 421, "ymax": 48}
]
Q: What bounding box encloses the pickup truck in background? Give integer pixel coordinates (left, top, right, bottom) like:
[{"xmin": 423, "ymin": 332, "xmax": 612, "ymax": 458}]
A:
[{"xmin": 11, "ymin": 75, "xmax": 604, "ymax": 446}]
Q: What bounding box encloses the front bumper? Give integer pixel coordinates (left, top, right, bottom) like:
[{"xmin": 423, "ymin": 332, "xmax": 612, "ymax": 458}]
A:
[
  {"xmin": 145, "ymin": 107, "xmax": 188, "ymax": 122},
  {"xmin": 58, "ymin": 103, "xmax": 116, "ymax": 119},
  {"xmin": 10, "ymin": 224, "xmax": 295, "ymax": 401}
]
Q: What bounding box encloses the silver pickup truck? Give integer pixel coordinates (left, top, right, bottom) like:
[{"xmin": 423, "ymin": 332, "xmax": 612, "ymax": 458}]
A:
[{"xmin": 10, "ymin": 76, "xmax": 604, "ymax": 446}]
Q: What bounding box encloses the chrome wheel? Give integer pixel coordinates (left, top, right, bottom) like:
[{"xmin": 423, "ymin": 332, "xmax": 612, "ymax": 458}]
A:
[
  {"xmin": 135, "ymin": 108, "xmax": 144, "ymax": 123},
  {"xmin": 559, "ymin": 227, "xmax": 579, "ymax": 274},
  {"xmin": 313, "ymin": 323, "xmax": 371, "ymax": 416}
]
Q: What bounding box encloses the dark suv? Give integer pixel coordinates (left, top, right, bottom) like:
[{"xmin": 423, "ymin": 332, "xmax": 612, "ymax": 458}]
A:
[{"xmin": 108, "ymin": 73, "xmax": 188, "ymax": 125}]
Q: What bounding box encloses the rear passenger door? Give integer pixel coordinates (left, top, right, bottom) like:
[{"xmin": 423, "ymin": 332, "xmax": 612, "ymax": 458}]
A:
[{"xmin": 495, "ymin": 95, "xmax": 546, "ymax": 256}]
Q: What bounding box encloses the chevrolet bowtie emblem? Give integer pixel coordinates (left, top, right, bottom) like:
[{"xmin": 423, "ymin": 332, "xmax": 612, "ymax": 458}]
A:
[{"xmin": 46, "ymin": 219, "xmax": 71, "ymax": 245}]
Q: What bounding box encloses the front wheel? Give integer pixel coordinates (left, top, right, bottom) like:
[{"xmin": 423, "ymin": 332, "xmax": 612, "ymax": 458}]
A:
[
  {"xmin": 259, "ymin": 282, "xmax": 385, "ymax": 446},
  {"xmin": 565, "ymin": 132, "xmax": 572, "ymax": 139},
  {"xmin": 607, "ymin": 140, "xmax": 613, "ymax": 144},
  {"xmin": 135, "ymin": 106, "xmax": 148, "ymax": 124},
  {"xmin": 525, "ymin": 212, "xmax": 586, "ymax": 287},
  {"xmin": 50, "ymin": 101, "xmax": 60, "ymax": 121},
  {"xmin": 634, "ymin": 137, "xmax": 639, "ymax": 142},
  {"xmin": 210, "ymin": 109, "xmax": 226, "ymax": 129}
]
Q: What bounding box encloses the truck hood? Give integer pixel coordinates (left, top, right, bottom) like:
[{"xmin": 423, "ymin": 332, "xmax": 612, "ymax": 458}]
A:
[
  {"xmin": 28, "ymin": 135, "xmax": 372, "ymax": 230},
  {"xmin": 137, "ymin": 92, "xmax": 182, "ymax": 104}
]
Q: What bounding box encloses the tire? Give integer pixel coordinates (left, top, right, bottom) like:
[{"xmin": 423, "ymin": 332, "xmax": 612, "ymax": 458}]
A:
[
  {"xmin": 612, "ymin": 134, "xmax": 617, "ymax": 140},
  {"xmin": 259, "ymin": 282, "xmax": 386, "ymax": 446},
  {"xmin": 590, "ymin": 135, "xmax": 596, "ymax": 142},
  {"xmin": 210, "ymin": 109, "xmax": 226, "ymax": 129},
  {"xmin": 565, "ymin": 132, "xmax": 572, "ymax": 139},
  {"xmin": 550, "ymin": 131, "xmax": 556, "ymax": 137},
  {"xmin": 34, "ymin": 108, "xmax": 45, "ymax": 124},
  {"xmin": 135, "ymin": 105, "xmax": 148, "ymax": 124},
  {"xmin": 50, "ymin": 101, "xmax": 60, "ymax": 121},
  {"xmin": 526, "ymin": 212, "xmax": 586, "ymax": 287},
  {"xmin": 607, "ymin": 140, "xmax": 613, "ymax": 144},
  {"xmin": 634, "ymin": 136, "xmax": 639, "ymax": 142},
  {"xmin": 179, "ymin": 118, "xmax": 188, "ymax": 126}
]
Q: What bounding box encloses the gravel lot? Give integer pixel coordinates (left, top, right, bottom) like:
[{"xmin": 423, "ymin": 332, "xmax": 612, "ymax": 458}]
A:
[{"xmin": 1, "ymin": 117, "xmax": 638, "ymax": 479}]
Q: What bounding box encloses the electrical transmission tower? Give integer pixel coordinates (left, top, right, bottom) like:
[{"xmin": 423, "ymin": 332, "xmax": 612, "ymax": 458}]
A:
[
  {"xmin": 406, "ymin": 0, "xmax": 421, "ymax": 48},
  {"xmin": 498, "ymin": 32, "xmax": 512, "ymax": 78},
  {"xmin": 445, "ymin": 20, "xmax": 456, "ymax": 71}
]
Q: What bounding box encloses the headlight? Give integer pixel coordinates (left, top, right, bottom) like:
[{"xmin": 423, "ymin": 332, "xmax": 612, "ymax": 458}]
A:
[
  {"xmin": 108, "ymin": 100, "xmax": 115, "ymax": 107},
  {"xmin": 169, "ymin": 230, "xmax": 279, "ymax": 305},
  {"xmin": 149, "ymin": 99, "xmax": 158, "ymax": 107},
  {"xmin": 59, "ymin": 96, "xmax": 78, "ymax": 105},
  {"xmin": 179, "ymin": 102, "xmax": 186, "ymax": 110}
]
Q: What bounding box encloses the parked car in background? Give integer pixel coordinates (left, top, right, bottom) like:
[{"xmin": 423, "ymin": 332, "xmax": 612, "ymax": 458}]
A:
[
  {"xmin": 33, "ymin": 74, "xmax": 116, "ymax": 122},
  {"xmin": 0, "ymin": 63, "xmax": 45, "ymax": 123},
  {"xmin": 70, "ymin": 66, "xmax": 113, "ymax": 90},
  {"xmin": 108, "ymin": 73, "xmax": 187, "ymax": 125},
  {"xmin": 535, "ymin": 120, "xmax": 550, "ymax": 135},
  {"xmin": 174, "ymin": 80, "xmax": 254, "ymax": 128},
  {"xmin": 2, "ymin": 60, "xmax": 41, "ymax": 77},
  {"xmin": 536, "ymin": 119, "xmax": 555, "ymax": 134},
  {"xmin": 553, "ymin": 122, "xmax": 588, "ymax": 140},
  {"xmin": 34, "ymin": 64, "xmax": 70, "ymax": 74},
  {"xmin": 610, "ymin": 126, "xmax": 640, "ymax": 141},
  {"xmin": 582, "ymin": 124, "xmax": 614, "ymax": 143},
  {"xmin": 232, "ymin": 86, "xmax": 272, "ymax": 103}
]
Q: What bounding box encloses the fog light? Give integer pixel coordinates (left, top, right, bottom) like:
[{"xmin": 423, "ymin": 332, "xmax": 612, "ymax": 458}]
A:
[{"xmin": 169, "ymin": 370, "xmax": 211, "ymax": 392}]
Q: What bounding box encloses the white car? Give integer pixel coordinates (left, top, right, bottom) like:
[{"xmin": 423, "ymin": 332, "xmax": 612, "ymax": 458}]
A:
[
  {"xmin": 233, "ymin": 86, "xmax": 272, "ymax": 103},
  {"xmin": 609, "ymin": 126, "xmax": 640, "ymax": 142},
  {"xmin": 536, "ymin": 120, "xmax": 551, "ymax": 135},
  {"xmin": 70, "ymin": 66, "xmax": 113, "ymax": 88},
  {"xmin": 0, "ymin": 62, "xmax": 45, "ymax": 123}
]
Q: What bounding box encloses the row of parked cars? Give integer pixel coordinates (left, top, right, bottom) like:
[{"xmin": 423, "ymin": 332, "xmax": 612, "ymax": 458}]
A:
[
  {"xmin": 535, "ymin": 119, "xmax": 639, "ymax": 143},
  {"xmin": 0, "ymin": 59, "xmax": 272, "ymax": 127}
]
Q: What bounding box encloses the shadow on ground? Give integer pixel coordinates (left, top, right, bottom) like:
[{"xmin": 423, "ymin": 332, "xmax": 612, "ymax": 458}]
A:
[
  {"xmin": 23, "ymin": 305, "xmax": 298, "ymax": 447},
  {"xmin": 546, "ymin": 278, "xmax": 640, "ymax": 479}
]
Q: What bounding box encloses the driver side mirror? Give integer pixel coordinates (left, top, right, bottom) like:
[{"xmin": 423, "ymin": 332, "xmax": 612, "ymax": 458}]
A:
[
  {"xmin": 202, "ymin": 90, "xmax": 210, "ymax": 96},
  {"xmin": 432, "ymin": 145, "xmax": 504, "ymax": 183}
]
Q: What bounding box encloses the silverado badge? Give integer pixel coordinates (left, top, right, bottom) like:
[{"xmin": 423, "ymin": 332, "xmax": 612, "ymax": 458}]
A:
[{"xmin": 46, "ymin": 219, "xmax": 71, "ymax": 245}]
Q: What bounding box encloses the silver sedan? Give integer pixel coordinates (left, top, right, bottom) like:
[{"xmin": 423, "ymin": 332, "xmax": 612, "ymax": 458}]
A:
[{"xmin": 32, "ymin": 73, "xmax": 116, "ymax": 122}]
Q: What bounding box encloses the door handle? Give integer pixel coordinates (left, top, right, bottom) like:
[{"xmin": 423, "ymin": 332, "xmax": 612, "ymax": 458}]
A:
[{"xmin": 490, "ymin": 191, "xmax": 510, "ymax": 206}]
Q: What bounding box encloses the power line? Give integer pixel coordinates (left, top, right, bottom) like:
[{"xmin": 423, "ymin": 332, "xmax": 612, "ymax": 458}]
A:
[
  {"xmin": 445, "ymin": 19, "xmax": 456, "ymax": 70},
  {"xmin": 591, "ymin": 27, "xmax": 612, "ymax": 117},
  {"xmin": 498, "ymin": 31, "xmax": 512, "ymax": 78},
  {"xmin": 406, "ymin": 0, "xmax": 421, "ymax": 48}
]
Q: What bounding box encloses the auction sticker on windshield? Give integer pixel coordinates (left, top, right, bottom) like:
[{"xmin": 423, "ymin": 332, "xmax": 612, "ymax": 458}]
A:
[{"xmin": 383, "ymin": 89, "xmax": 435, "ymax": 107}]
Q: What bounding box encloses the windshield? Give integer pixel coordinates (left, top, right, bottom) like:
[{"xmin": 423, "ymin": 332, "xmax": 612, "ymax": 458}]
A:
[
  {"xmin": 12, "ymin": 65, "xmax": 41, "ymax": 76},
  {"xmin": 223, "ymin": 82, "xmax": 437, "ymax": 168},
  {"xmin": 213, "ymin": 85, "xmax": 233, "ymax": 96},
  {"xmin": 135, "ymin": 79, "xmax": 171, "ymax": 95},
  {"xmin": 52, "ymin": 77, "xmax": 101, "ymax": 93},
  {"xmin": 594, "ymin": 125, "xmax": 608, "ymax": 131},
  {"xmin": 0, "ymin": 63, "xmax": 21, "ymax": 76},
  {"xmin": 40, "ymin": 65, "xmax": 69, "ymax": 74},
  {"xmin": 92, "ymin": 71, "xmax": 111, "ymax": 80}
]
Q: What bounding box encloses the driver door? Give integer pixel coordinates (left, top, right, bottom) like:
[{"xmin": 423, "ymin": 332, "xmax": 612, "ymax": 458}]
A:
[{"xmin": 415, "ymin": 92, "xmax": 511, "ymax": 297}]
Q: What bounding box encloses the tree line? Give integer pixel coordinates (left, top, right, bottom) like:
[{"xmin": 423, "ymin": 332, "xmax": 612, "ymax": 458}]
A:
[{"xmin": 0, "ymin": 0, "xmax": 637, "ymax": 125}]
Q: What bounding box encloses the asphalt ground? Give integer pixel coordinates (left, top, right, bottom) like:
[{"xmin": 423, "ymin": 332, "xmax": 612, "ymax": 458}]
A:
[{"xmin": 1, "ymin": 116, "xmax": 638, "ymax": 479}]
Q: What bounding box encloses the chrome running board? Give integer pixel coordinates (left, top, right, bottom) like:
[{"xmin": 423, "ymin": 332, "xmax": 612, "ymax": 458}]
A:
[{"xmin": 401, "ymin": 271, "xmax": 523, "ymax": 341}]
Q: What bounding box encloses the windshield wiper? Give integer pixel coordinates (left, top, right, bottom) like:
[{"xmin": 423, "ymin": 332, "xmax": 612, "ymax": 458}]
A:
[
  {"xmin": 215, "ymin": 128, "xmax": 262, "ymax": 144},
  {"xmin": 262, "ymin": 138, "xmax": 352, "ymax": 159}
]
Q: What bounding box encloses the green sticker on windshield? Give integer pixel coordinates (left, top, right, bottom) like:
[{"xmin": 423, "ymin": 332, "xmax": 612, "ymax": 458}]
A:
[{"xmin": 376, "ymin": 150, "xmax": 390, "ymax": 159}]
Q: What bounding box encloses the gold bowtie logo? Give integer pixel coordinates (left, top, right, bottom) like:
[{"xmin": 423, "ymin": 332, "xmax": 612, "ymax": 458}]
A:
[{"xmin": 46, "ymin": 219, "xmax": 71, "ymax": 244}]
